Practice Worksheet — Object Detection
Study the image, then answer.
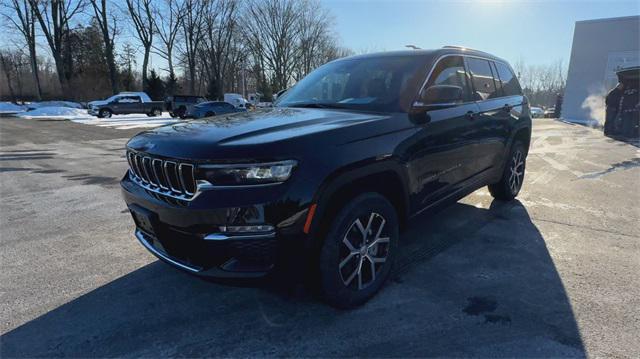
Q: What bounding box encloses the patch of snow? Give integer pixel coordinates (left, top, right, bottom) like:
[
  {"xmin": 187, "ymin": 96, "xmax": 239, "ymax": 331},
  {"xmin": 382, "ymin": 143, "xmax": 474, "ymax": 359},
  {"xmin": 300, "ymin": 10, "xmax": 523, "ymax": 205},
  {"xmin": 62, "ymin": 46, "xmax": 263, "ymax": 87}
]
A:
[
  {"xmin": 18, "ymin": 106, "xmax": 90, "ymax": 119},
  {"xmin": 26, "ymin": 101, "xmax": 84, "ymax": 110},
  {"xmin": 0, "ymin": 102, "xmax": 26, "ymax": 114},
  {"xmin": 15, "ymin": 106, "xmax": 179, "ymax": 130},
  {"xmin": 71, "ymin": 112, "xmax": 179, "ymax": 130}
]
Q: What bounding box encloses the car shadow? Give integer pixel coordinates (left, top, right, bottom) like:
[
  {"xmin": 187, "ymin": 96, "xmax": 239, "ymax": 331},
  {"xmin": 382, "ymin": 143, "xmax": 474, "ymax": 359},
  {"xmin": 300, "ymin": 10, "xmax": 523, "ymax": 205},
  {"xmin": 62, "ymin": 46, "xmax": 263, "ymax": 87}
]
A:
[{"xmin": 1, "ymin": 200, "xmax": 585, "ymax": 357}]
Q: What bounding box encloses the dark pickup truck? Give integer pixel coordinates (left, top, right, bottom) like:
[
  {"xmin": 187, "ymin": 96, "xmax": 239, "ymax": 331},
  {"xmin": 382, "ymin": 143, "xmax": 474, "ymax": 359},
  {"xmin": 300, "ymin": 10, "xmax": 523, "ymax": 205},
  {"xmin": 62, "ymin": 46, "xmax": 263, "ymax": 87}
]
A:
[
  {"xmin": 88, "ymin": 92, "xmax": 164, "ymax": 118},
  {"xmin": 165, "ymin": 95, "xmax": 207, "ymax": 119}
]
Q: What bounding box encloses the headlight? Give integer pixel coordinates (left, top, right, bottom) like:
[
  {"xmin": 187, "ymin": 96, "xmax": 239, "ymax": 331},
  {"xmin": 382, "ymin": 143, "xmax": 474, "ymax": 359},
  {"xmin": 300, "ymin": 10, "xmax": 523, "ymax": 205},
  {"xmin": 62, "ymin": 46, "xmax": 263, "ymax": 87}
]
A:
[{"xmin": 198, "ymin": 160, "xmax": 297, "ymax": 186}]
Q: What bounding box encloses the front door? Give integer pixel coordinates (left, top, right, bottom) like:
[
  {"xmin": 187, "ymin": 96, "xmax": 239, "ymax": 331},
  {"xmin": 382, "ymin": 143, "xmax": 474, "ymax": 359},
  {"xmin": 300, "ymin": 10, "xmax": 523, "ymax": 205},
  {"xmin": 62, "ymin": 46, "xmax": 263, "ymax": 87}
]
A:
[{"xmin": 406, "ymin": 55, "xmax": 480, "ymax": 210}]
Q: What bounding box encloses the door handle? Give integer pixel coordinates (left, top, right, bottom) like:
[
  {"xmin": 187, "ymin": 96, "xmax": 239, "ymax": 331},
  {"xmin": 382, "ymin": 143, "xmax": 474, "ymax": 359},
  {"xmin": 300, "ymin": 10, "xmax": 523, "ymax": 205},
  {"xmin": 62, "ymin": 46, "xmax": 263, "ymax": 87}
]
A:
[{"xmin": 466, "ymin": 111, "xmax": 477, "ymax": 120}]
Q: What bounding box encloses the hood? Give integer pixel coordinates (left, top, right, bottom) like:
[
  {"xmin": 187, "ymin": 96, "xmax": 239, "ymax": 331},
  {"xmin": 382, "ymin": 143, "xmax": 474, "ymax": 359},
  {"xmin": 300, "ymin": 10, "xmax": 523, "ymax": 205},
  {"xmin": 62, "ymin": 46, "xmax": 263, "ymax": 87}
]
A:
[
  {"xmin": 126, "ymin": 107, "xmax": 396, "ymax": 160},
  {"xmin": 88, "ymin": 100, "xmax": 108, "ymax": 107}
]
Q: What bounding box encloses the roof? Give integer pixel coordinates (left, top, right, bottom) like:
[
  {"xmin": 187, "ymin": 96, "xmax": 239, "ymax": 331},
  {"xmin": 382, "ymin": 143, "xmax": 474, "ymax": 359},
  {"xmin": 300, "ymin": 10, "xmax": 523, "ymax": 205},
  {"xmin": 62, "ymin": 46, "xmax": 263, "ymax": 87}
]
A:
[
  {"xmin": 616, "ymin": 66, "xmax": 640, "ymax": 74},
  {"xmin": 337, "ymin": 46, "xmax": 507, "ymax": 64},
  {"xmin": 576, "ymin": 15, "xmax": 640, "ymax": 25}
]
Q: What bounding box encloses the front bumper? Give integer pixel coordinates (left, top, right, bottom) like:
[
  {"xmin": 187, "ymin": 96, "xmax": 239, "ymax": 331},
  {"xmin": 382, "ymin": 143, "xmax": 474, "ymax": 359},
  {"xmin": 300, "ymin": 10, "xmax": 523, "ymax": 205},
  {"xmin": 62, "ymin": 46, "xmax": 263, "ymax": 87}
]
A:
[{"xmin": 121, "ymin": 172, "xmax": 311, "ymax": 278}]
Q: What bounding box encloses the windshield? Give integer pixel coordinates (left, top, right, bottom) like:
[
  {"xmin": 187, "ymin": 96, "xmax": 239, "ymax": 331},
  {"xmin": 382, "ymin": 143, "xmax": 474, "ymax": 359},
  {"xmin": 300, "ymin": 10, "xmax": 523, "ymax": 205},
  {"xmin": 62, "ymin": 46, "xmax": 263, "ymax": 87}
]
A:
[{"xmin": 276, "ymin": 55, "xmax": 425, "ymax": 112}]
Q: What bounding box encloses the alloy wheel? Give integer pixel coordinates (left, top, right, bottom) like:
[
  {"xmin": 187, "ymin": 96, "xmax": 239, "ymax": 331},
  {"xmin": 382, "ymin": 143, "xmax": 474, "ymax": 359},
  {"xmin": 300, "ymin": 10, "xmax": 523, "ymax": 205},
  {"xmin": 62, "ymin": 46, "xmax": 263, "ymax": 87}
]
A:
[
  {"xmin": 508, "ymin": 150, "xmax": 524, "ymax": 194},
  {"xmin": 339, "ymin": 212, "xmax": 390, "ymax": 290}
]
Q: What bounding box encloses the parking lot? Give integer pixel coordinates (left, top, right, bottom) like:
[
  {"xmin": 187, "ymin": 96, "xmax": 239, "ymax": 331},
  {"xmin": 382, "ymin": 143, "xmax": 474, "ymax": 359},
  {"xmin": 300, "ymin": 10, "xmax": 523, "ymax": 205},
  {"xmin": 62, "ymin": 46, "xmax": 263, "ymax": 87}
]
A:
[{"xmin": 0, "ymin": 117, "xmax": 638, "ymax": 357}]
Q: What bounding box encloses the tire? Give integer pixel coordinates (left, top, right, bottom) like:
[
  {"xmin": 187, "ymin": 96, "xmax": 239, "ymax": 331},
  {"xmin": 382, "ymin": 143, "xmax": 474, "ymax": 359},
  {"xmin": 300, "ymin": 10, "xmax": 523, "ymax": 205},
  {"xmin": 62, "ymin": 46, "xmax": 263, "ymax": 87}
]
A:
[
  {"xmin": 319, "ymin": 193, "xmax": 399, "ymax": 309},
  {"xmin": 98, "ymin": 109, "xmax": 112, "ymax": 118},
  {"xmin": 489, "ymin": 141, "xmax": 526, "ymax": 201},
  {"xmin": 147, "ymin": 108, "xmax": 162, "ymax": 117},
  {"xmin": 176, "ymin": 106, "xmax": 187, "ymax": 119}
]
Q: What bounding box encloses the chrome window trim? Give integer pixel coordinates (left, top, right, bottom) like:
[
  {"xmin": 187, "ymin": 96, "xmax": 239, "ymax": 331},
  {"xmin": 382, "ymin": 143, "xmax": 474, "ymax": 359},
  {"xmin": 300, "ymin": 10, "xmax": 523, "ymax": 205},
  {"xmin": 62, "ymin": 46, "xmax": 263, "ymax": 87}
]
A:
[{"xmin": 414, "ymin": 53, "xmax": 518, "ymax": 107}]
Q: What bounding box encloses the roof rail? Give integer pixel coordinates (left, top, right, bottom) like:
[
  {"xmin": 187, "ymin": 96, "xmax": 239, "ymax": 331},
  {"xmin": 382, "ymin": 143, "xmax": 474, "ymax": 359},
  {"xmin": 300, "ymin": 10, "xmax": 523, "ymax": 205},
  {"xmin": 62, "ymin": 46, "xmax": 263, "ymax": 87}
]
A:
[{"xmin": 442, "ymin": 45, "xmax": 491, "ymax": 55}]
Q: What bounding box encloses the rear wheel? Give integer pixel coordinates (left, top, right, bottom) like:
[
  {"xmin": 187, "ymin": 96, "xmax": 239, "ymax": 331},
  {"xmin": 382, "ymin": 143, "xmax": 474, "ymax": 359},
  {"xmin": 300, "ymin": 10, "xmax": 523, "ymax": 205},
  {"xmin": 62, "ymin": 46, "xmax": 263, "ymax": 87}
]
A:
[
  {"xmin": 176, "ymin": 106, "xmax": 187, "ymax": 119},
  {"xmin": 98, "ymin": 109, "xmax": 112, "ymax": 118},
  {"xmin": 489, "ymin": 141, "xmax": 526, "ymax": 201},
  {"xmin": 319, "ymin": 193, "xmax": 398, "ymax": 309}
]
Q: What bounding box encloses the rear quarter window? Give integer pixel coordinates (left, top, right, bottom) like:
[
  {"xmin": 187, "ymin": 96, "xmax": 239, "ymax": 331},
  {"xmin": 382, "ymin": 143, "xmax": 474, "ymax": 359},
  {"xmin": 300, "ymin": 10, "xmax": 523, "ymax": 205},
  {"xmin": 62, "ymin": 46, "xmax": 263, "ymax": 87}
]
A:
[{"xmin": 495, "ymin": 62, "xmax": 523, "ymax": 96}]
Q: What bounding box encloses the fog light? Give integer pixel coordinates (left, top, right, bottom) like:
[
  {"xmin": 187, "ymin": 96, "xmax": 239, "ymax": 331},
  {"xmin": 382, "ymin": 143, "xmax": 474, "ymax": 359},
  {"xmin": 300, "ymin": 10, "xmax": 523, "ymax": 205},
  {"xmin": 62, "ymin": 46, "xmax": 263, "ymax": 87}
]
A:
[{"xmin": 219, "ymin": 225, "xmax": 274, "ymax": 233}]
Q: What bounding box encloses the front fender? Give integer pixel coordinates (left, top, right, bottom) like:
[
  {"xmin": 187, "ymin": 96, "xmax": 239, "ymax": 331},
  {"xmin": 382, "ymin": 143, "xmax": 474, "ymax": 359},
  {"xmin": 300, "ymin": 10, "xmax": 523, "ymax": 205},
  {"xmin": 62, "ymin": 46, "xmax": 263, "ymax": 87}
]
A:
[{"xmin": 307, "ymin": 157, "xmax": 410, "ymax": 237}]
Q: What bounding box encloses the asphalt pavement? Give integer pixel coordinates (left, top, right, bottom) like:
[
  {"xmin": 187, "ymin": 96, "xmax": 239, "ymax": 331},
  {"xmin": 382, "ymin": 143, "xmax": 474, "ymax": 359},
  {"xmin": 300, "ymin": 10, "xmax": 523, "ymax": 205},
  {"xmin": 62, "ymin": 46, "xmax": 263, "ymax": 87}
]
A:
[{"xmin": 0, "ymin": 117, "xmax": 638, "ymax": 357}]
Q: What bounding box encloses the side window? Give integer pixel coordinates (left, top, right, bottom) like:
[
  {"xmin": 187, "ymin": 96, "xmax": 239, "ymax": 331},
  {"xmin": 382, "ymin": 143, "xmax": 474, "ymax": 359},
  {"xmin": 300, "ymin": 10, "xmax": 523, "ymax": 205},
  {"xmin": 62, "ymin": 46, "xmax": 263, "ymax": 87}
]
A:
[
  {"xmin": 466, "ymin": 58, "xmax": 499, "ymax": 100},
  {"xmin": 422, "ymin": 56, "xmax": 471, "ymax": 104},
  {"xmin": 119, "ymin": 96, "xmax": 141, "ymax": 103},
  {"xmin": 494, "ymin": 62, "xmax": 522, "ymax": 96}
]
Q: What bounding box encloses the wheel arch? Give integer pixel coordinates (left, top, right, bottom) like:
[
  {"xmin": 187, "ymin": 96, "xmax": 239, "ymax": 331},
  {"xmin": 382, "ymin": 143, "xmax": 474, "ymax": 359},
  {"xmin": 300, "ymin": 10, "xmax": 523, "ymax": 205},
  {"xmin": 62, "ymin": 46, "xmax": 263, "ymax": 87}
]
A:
[
  {"xmin": 511, "ymin": 124, "xmax": 531, "ymax": 155},
  {"xmin": 309, "ymin": 159, "xmax": 410, "ymax": 244}
]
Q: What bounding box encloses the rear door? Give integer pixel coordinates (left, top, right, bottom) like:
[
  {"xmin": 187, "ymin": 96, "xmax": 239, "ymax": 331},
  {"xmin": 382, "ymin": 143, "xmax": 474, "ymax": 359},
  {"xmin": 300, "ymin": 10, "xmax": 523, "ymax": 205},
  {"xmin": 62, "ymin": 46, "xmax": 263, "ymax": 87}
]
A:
[
  {"xmin": 465, "ymin": 57, "xmax": 508, "ymax": 175},
  {"xmin": 493, "ymin": 61, "xmax": 525, "ymax": 164},
  {"xmin": 409, "ymin": 55, "xmax": 481, "ymax": 209}
]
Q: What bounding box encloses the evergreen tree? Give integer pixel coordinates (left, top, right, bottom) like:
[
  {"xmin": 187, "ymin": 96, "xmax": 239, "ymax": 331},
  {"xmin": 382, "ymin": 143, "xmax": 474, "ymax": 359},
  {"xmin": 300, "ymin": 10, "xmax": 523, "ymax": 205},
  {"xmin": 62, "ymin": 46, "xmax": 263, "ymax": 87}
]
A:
[
  {"xmin": 145, "ymin": 69, "xmax": 165, "ymax": 100},
  {"xmin": 165, "ymin": 72, "xmax": 180, "ymax": 96}
]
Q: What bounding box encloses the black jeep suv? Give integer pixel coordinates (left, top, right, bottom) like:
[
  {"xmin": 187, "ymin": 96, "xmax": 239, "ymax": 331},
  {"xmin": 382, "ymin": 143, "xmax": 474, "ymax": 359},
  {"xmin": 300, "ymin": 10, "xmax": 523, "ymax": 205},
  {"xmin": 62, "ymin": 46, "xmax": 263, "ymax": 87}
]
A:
[{"xmin": 122, "ymin": 47, "xmax": 531, "ymax": 308}]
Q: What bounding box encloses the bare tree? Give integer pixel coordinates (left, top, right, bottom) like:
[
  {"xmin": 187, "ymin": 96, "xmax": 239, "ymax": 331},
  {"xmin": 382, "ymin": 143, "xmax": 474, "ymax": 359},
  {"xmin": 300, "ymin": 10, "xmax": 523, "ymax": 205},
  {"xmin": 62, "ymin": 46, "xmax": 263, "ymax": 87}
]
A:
[
  {"xmin": 179, "ymin": 0, "xmax": 207, "ymax": 94},
  {"xmin": 293, "ymin": 0, "xmax": 335, "ymax": 80},
  {"xmin": 243, "ymin": 0, "xmax": 302, "ymax": 91},
  {"xmin": 125, "ymin": 0, "xmax": 154, "ymax": 88},
  {"xmin": 2, "ymin": 0, "xmax": 43, "ymax": 100},
  {"xmin": 152, "ymin": 0, "xmax": 184, "ymax": 78},
  {"xmin": 89, "ymin": 0, "xmax": 118, "ymax": 94},
  {"xmin": 28, "ymin": 0, "xmax": 85, "ymax": 94},
  {"xmin": 200, "ymin": 0, "xmax": 240, "ymax": 98},
  {"xmin": 0, "ymin": 51, "xmax": 18, "ymax": 103}
]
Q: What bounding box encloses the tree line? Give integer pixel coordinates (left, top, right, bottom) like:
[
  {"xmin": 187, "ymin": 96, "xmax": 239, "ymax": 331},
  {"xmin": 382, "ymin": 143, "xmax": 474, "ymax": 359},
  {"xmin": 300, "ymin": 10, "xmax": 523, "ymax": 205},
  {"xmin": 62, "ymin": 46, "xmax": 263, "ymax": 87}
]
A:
[
  {"xmin": 0, "ymin": 0, "xmax": 352, "ymax": 102},
  {"xmin": 513, "ymin": 58, "xmax": 567, "ymax": 108}
]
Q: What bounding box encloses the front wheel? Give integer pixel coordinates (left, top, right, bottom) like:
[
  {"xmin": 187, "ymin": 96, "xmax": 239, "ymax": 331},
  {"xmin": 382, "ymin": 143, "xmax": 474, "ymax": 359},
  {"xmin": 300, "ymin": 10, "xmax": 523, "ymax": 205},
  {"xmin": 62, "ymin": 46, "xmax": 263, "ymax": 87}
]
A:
[
  {"xmin": 98, "ymin": 109, "xmax": 112, "ymax": 118},
  {"xmin": 489, "ymin": 141, "xmax": 526, "ymax": 201},
  {"xmin": 319, "ymin": 193, "xmax": 398, "ymax": 309}
]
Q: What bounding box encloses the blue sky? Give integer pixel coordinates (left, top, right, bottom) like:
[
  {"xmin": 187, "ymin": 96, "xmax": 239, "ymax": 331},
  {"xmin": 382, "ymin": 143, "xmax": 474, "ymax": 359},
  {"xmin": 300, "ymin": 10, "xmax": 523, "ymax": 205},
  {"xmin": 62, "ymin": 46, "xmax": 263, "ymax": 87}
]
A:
[{"xmin": 323, "ymin": 0, "xmax": 640, "ymax": 66}]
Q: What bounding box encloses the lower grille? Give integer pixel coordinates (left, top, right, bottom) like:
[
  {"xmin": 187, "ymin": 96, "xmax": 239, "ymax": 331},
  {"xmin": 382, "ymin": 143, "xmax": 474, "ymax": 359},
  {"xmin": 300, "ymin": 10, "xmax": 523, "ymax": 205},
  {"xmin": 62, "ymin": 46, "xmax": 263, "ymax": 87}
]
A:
[{"xmin": 127, "ymin": 151, "xmax": 196, "ymax": 200}]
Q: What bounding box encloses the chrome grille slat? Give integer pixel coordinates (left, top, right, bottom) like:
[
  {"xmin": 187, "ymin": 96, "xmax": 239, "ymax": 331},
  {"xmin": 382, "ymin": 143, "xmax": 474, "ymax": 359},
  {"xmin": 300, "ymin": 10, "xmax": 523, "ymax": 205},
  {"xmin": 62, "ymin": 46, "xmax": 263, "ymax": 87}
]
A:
[
  {"xmin": 142, "ymin": 157, "xmax": 155, "ymax": 186},
  {"xmin": 126, "ymin": 151, "xmax": 197, "ymax": 200},
  {"xmin": 178, "ymin": 164, "xmax": 195, "ymax": 195},
  {"xmin": 152, "ymin": 159, "xmax": 169, "ymax": 189},
  {"xmin": 135, "ymin": 154, "xmax": 148, "ymax": 183}
]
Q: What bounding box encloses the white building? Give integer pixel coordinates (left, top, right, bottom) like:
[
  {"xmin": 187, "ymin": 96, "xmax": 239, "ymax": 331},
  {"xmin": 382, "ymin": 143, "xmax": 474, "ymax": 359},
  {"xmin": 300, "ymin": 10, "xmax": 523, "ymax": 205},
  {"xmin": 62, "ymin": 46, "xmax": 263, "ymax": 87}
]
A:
[{"xmin": 562, "ymin": 16, "xmax": 640, "ymax": 124}]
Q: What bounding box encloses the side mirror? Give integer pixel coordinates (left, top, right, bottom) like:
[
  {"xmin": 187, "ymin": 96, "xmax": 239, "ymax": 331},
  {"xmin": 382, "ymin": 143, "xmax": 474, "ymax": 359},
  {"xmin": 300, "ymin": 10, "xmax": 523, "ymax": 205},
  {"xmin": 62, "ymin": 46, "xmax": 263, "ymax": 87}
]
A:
[{"xmin": 420, "ymin": 85, "xmax": 464, "ymax": 105}]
